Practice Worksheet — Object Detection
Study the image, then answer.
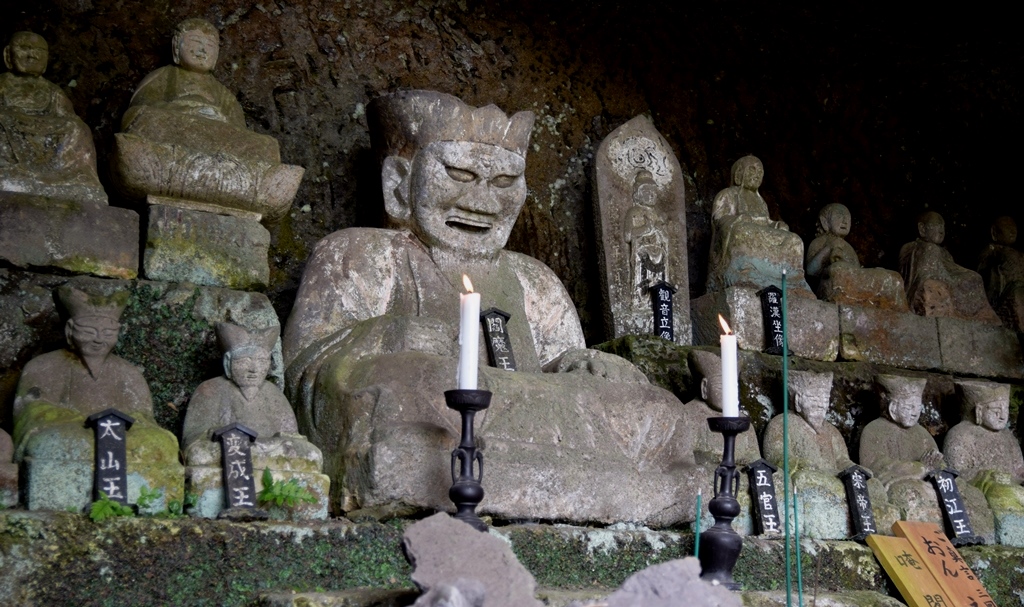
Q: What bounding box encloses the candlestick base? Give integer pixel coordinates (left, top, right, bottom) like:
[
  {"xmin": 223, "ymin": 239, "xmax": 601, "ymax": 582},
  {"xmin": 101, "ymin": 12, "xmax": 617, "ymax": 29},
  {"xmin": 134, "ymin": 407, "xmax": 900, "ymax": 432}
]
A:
[
  {"xmin": 698, "ymin": 416, "xmax": 750, "ymax": 591},
  {"xmin": 445, "ymin": 389, "xmax": 491, "ymax": 532}
]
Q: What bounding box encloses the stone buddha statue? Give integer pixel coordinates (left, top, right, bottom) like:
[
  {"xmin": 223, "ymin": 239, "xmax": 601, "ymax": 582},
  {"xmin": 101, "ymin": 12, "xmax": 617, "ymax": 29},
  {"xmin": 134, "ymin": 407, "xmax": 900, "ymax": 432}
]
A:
[
  {"xmin": 898, "ymin": 211, "xmax": 1000, "ymax": 323},
  {"xmin": 284, "ymin": 90, "xmax": 694, "ymax": 526},
  {"xmin": 858, "ymin": 375, "xmax": 944, "ymax": 524},
  {"xmin": 622, "ymin": 169, "xmax": 669, "ymax": 307},
  {"xmin": 705, "ymin": 155, "xmax": 811, "ymax": 294},
  {"xmin": 182, "ymin": 322, "xmax": 328, "ymax": 519},
  {"xmin": 0, "ymin": 31, "xmax": 105, "ymax": 203},
  {"xmin": 977, "ymin": 216, "xmax": 1024, "ymax": 331},
  {"xmin": 944, "ymin": 380, "xmax": 1024, "ymax": 545},
  {"xmin": 763, "ymin": 370, "xmax": 892, "ymax": 539},
  {"xmin": 112, "ymin": 18, "xmax": 303, "ymax": 220},
  {"xmin": 805, "ymin": 203, "xmax": 908, "ymax": 310},
  {"xmin": 681, "ymin": 350, "xmax": 760, "ymax": 468},
  {"xmin": 12, "ymin": 285, "xmax": 183, "ymax": 511}
]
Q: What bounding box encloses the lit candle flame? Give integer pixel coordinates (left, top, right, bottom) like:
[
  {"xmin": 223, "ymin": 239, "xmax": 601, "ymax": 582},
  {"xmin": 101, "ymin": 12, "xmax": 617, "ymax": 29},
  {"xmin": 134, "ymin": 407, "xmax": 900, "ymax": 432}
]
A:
[
  {"xmin": 463, "ymin": 274, "xmax": 474, "ymax": 293},
  {"xmin": 718, "ymin": 314, "xmax": 733, "ymax": 335}
]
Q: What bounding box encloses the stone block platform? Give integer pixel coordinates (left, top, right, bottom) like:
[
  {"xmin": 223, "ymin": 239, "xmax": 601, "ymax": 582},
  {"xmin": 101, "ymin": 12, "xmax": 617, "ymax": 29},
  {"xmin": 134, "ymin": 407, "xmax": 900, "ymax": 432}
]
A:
[{"xmin": 1, "ymin": 512, "xmax": 1021, "ymax": 606}]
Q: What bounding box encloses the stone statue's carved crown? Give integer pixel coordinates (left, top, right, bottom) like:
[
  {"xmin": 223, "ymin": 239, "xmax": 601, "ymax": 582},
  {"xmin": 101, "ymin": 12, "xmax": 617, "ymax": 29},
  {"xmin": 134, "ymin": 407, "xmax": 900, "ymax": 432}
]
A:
[
  {"xmin": 59, "ymin": 286, "xmax": 128, "ymax": 322},
  {"xmin": 217, "ymin": 322, "xmax": 278, "ymax": 355},
  {"xmin": 689, "ymin": 350, "xmax": 721, "ymax": 380},
  {"xmin": 787, "ymin": 370, "xmax": 833, "ymax": 401},
  {"xmin": 877, "ymin": 374, "xmax": 926, "ymax": 403},
  {"xmin": 369, "ymin": 90, "xmax": 535, "ymax": 160},
  {"xmin": 956, "ymin": 379, "xmax": 1010, "ymax": 414}
]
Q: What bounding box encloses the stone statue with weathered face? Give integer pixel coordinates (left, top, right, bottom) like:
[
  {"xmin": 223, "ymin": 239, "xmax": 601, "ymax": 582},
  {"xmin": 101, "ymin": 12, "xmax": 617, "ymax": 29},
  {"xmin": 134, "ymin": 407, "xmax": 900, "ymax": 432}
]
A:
[
  {"xmin": 0, "ymin": 31, "xmax": 105, "ymax": 202},
  {"xmin": 112, "ymin": 18, "xmax": 304, "ymax": 220},
  {"xmin": 284, "ymin": 90, "xmax": 695, "ymax": 526},
  {"xmin": 12, "ymin": 284, "xmax": 183, "ymax": 512},
  {"xmin": 899, "ymin": 211, "xmax": 999, "ymax": 322},
  {"xmin": 978, "ymin": 215, "xmax": 1024, "ymax": 330},
  {"xmin": 705, "ymin": 155, "xmax": 811, "ymax": 294}
]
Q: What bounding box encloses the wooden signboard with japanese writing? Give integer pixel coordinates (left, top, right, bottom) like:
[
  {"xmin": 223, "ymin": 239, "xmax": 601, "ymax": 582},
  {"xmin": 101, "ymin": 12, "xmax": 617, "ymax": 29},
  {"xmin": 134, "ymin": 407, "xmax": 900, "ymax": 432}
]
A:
[
  {"xmin": 893, "ymin": 521, "xmax": 997, "ymax": 607},
  {"xmin": 866, "ymin": 534, "xmax": 954, "ymax": 607}
]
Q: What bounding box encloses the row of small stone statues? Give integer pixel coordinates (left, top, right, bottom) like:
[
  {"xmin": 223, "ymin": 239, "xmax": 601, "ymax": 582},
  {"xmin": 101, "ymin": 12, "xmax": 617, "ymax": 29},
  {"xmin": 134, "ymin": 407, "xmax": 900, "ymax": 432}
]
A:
[
  {"xmin": 5, "ymin": 285, "xmax": 328, "ymax": 519},
  {"xmin": 704, "ymin": 154, "xmax": 1022, "ymax": 329},
  {"xmin": 0, "ymin": 22, "xmax": 302, "ymax": 218}
]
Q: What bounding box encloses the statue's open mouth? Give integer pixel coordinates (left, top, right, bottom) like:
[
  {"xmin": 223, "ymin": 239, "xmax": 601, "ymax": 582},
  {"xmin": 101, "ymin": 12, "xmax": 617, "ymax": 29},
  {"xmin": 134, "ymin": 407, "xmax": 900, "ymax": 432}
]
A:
[{"xmin": 446, "ymin": 219, "xmax": 491, "ymax": 233}]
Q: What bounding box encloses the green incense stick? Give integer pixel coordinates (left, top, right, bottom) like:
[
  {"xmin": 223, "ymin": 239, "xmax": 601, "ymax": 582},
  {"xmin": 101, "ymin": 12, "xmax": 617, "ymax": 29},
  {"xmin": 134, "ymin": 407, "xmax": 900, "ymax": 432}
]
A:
[{"xmin": 782, "ymin": 270, "xmax": 792, "ymax": 607}]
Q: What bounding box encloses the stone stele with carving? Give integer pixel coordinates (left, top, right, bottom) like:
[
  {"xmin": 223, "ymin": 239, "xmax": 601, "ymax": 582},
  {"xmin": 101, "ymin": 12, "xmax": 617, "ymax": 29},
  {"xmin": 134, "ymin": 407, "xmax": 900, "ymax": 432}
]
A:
[
  {"xmin": 112, "ymin": 18, "xmax": 304, "ymax": 221},
  {"xmin": 763, "ymin": 370, "xmax": 895, "ymax": 539},
  {"xmin": 182, "ymin": 322, "xmax": 329, "ymax": 519},
  {"xmin": 0, "ymin": 31, "xmax": 105, "ymax": 204},
  {"xmin": 944, "ymin": 380, "xmax": 1024, "ymax": 546},
  {"xmin": 12, "ymin": 285, "xmax": 183, "ymax": 512},
  {"xmin": 284, "ymin": 90, "xmax": 698, "ymax": 526},
  {"xmin": 705, "ymin": 155, "xmax": 811, "ymax": 294},
  {"xmin": 594, "ymin": 115, "xmax": 691, "ymax": 343},
  {"xmin": 898, "ymin": 211, "xmax": 999, "ymax": 323},
  {"xmin": 805, "ymin": 203, "xmax": 908, "ymax": 310},
  {"xmin": 977, "ymin": 216, "xmax": 1024, "ymax": 331}
]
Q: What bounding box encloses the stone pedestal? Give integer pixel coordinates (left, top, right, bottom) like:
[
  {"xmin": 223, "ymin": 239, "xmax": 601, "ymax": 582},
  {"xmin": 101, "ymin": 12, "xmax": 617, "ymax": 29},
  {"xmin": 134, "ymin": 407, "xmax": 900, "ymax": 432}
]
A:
[
  {"xmin": 936, "ymin": 317, "xmax": 1024, "ymax": 379},
  {"xmin": 144, "ymin": 203, "xmax": 270, "ymax": 290},
  {"xmin": 0, "ymin": 192, "xmax": 139, "ymax": 279},
  {"xmin": 691, "ymin": 287, "xmax": 839, "ymax": 361},
  {"xmin": 838, "ymin": 305, "xmax": 941, "ymax": 370}
]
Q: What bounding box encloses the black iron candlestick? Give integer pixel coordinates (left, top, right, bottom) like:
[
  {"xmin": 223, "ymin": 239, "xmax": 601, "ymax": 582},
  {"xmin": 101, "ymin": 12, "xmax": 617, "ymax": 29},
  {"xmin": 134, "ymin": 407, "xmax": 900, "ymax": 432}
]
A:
[
  {"xmin": 699, "ymin": 416, "xmax": 751, "ymax": 590},
  {"xmin": 445, "ymin": 389, "xmax": 491, "ymax": 531}
]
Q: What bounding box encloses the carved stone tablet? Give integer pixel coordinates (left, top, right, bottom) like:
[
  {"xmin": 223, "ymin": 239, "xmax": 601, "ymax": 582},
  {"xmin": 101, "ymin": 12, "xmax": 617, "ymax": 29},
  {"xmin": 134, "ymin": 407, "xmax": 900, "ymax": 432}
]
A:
[
  {"xmin": 85, "ymin": 408, "xmax": 135, "ymax": 504},
  {"xmin": 743, "ymin": 459, "xmax": 781, "ymax": 536},
  {"xmin": 594, "ymin": 115, "xmax": 690, "ymax": 344},
  {"xmin": 927, "ymin": 468, "xmax": 982, "ymax": 546},
  {"xmin": 212, "ymin": 423, "xmax": 258, "ymax": 510},
  {"xmin": 839, "ymin": 464, "xmax": 877, "ymax": 541}
]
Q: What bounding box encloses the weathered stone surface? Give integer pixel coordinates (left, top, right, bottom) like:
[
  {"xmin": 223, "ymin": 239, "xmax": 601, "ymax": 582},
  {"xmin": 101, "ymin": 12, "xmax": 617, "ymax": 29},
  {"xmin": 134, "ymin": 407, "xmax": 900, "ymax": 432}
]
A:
[
  {"xmin": 404, "ymin": 513, "xmax": 543, "ymax": 607},
  {"xmin": 0, "ymin": 429, "xmax": 16, "ymax": 508},
  {"xmin": 977, "ymin": 216, "xmax": 1024, "ymax": 331},
  {"xmin": 935, "ymin": 316, "xmax": 1023, "ymax": 379},
  {"xmin": 837, "ymin": 305, "xmax": 941, "ymax": 370},
  {"xmin": 691, "ymin": 286, "xmax": 838, "ymax": 361},
  {"xmin": 258, "ymin": 589, "xmax": 418, "ymax": 607},
  {"xmin": 0, "ymin": 32, "xmax": 106, "ymax": 205},
  {"xmin": 594, "ymin": 115, "xmax": 690, "ymax": 345},
  {"xmin": 741, "ymin": 591, "xmax": 905, "ymax": 607},
  {"xmin": 144, "ymin": 203, "xmax": 270, "ymax": 289},
  {"xmin": 586, "ymin": 558, "xmax": 740, "ymax": 607},
  {"xmin": 113, "ymin": 19, "xmax": 303, "ymax": 220},
  {"xmin": 0, "ymin": 192, "xmax": 139, "ymax": 279}
]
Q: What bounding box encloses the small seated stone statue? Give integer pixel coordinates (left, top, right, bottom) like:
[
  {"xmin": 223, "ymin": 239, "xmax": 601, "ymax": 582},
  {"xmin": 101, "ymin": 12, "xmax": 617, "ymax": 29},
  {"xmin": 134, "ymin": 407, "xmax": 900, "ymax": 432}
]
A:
[
  {"xmin": 705, "ymin": 155, "xmax": 811, "ymax": 294},
  {"xmin": 682, "ymin": 350, "xmax": 760, "ymax": 468},
  {"xmin": 977, "ymin": 216, "xmax": 1024, "ymax": 331},
  {"xmin": 284, "ymin": 90, "xmax": 693, "ymax": 526},
  {"xmin": 764, "ymin": 370, "xmax": 892, "ymax": 539},
  {"xmin": 0, "ymin": 32, "xmax": 105, "ymax": 203},
  {"xmin": 805, "ymin": 203, "xmax": 908, "ymax": 310},
  {"xmin": 944, "ymin": 380, "xmax": 1024, "ymax": 546},
  {"xmin": 859, "ymin": 375, "xmax": 944, "ymax": 524},
  {"xmin": 113, "ymin": 18, "xmax": 303, "ymax": 220},
  {"xmin": 12, "ymin": 285, "xmax": 183, "ymax": 511},
  {"xmin": 899, "ymin": 211, "xmax": 999, "ymax": 323},
  {"xmin": 182, "ymin": 322, "xmax": 328, "ymax": 519}
]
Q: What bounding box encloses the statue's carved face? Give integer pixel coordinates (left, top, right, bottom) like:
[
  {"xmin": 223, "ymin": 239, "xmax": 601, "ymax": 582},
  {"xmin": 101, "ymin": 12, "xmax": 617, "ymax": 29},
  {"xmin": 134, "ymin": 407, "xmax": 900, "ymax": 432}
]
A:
[
  {"xmin": 887, "ymin": 394, "xmax": 922, "ymax": 428},
  {"xmin": 700, "ymin": 374, "xmax": 723, "ymax": 412},
  {"xmin": 4, "ymin": 33, "xmax": 48, "ymax": 77},
  {"xmin": 795, "ymin": 390, "xmax": 829, "ymax": 431},
  {"xmin": 175, "ymin": 29, "xmax": 219, "ymax": 73},
  {"xmin": 918, "ymin": 217, "xmax": 945, "ymax": 245},
  {"xmin": 228, "ymin": 351, "xmax": 271, "ymax": 390},
  {"xmin": 67, "ymin": 317, "xmax": 120, "ymax": 360},
  {"xmin": 975, "ymin": 400, "xmax": 1008, "ymax": 431},
  {"xmin": 828, "ymin": 207, "xmax": 851, "ymax": 237},
  {"xmin": 405, "ymin": 141, "xmax": 527, "ymax": 258}
]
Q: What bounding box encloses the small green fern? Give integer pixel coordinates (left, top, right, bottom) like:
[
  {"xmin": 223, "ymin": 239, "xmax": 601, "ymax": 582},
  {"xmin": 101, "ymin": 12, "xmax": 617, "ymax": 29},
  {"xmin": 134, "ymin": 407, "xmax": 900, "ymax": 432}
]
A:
[
  {"xmin": 89, "ymin": 492, "xmax": 135, "ymax": 522},
  {"xmin": 257, "ymin": 469, "xmax": 316, "ymax": 509}
]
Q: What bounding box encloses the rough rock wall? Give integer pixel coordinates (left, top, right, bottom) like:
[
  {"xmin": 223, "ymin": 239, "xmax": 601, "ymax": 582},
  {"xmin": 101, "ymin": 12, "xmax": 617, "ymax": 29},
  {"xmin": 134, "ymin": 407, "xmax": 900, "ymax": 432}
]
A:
[{"xmin": 5, "ymin": 0, "xmax": 1023, "ymax": 344}]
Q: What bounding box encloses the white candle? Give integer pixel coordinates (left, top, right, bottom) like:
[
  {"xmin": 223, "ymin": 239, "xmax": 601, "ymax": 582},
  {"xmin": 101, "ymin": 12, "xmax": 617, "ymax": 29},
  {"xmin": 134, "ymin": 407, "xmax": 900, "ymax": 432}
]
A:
[
  {"xmin": 458, "ymin": 275, "xmax": 481, "ymax": 390},
  {"xmin": 718, "ymin": 314, "xmax": 739, "ymax": 417}
]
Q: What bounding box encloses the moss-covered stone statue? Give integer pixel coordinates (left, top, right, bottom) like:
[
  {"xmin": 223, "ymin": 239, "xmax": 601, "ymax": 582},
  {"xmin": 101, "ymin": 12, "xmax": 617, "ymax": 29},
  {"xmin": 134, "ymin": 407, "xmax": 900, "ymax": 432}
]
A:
[
  {"xmin": 805, "ymin": 203, "xmax": 907, "ymax": 310},
  {"xmin": 944, "ymin": 380, "xmax": 1024, "ymax": 546},
  {"xmin": 112, "ymin": 18, "xmax": 303, "ymax": 220},
  {"xmin": 764, "ymin": 370, "xmax": 894, "ymax": 539},
  {"xmin": 705, "ymin": 155, "xmax": 811, "ymax": 294},
  {"xmin": 0, "ymin": 31, "xmax": 105, "ymax": 203},
  {"xmin": 898, "ymin": 211, "xmax": 999, "ymax": 323},
  {"xmin": 284, "ymin": 90, "xmax": 694, "ymax": 526},
  {"xmin": 182, "ymin": 322, "xmax": 329, "ymax": 519},
  {"xmin": 12, "ymin": 285, "xmax": 183, "ymax": 512}
]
